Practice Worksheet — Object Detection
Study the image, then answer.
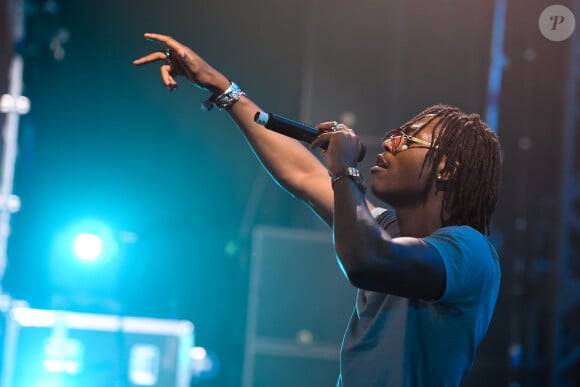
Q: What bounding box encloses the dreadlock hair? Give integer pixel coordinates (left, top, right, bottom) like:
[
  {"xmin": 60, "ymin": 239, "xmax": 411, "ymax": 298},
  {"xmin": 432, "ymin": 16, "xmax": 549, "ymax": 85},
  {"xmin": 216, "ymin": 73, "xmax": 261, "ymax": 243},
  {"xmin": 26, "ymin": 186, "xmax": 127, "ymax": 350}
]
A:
[{"xmin": 403, "ymin": 104, "xmax": 501, "ymax": 235}]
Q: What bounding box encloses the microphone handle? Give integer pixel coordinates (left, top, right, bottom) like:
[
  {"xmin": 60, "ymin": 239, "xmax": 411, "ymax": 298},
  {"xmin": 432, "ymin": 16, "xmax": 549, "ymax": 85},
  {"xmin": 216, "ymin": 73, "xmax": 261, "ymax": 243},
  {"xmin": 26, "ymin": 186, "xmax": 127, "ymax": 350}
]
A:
[
  {"xmin": 254, "ymin": 112, "xmax": 319, "ymax": 143},
  {"xmin": 254, "ymin": 111, "xmax": 366, "ymax": 161}
]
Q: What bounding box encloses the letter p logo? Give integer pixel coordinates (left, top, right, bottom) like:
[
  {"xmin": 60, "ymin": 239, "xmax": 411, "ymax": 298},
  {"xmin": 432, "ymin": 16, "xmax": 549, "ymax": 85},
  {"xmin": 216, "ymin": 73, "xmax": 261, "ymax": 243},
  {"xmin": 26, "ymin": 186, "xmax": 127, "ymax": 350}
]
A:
[
  {"xmin": 550, "ymin": 15, "xmax": 566, "ymax": 30},
  {"xmin": 539, "ymin": 5, "xmax": 576, "ymax": 42}
]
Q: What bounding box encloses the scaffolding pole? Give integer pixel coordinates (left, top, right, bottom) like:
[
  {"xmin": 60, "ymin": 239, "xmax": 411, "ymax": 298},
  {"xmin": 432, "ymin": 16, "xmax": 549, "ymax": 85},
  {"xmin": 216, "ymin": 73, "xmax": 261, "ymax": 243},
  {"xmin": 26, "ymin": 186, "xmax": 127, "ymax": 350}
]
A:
[{"xmin": 0, "ymin": 0, "xmax": 28, "ymax": 290}]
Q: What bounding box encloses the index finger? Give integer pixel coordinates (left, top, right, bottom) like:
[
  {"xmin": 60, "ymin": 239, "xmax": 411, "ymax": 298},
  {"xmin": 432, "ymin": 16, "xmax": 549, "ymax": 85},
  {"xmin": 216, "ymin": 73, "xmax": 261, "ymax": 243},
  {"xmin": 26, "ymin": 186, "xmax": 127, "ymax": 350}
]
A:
[{"xmin": 144, "ymin": 33, "xmax": 183, "ymax": 52}]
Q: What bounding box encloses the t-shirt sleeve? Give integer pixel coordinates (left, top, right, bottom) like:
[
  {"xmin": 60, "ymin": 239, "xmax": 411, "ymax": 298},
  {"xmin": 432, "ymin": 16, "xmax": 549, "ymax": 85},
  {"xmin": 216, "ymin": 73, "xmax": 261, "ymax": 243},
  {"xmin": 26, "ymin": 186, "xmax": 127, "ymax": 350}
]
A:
[
  {"xmin": 423, "ymin": 226, "xmax": 498, "ymax": 304},
  {"xmin": 371, "ymin": 207, "xmax": 400, "ymax": 237}
]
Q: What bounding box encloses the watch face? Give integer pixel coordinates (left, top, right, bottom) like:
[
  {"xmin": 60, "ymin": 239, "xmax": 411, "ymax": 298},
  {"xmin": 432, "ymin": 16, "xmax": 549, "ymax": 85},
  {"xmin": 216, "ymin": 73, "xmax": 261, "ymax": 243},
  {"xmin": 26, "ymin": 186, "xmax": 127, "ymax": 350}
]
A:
[{"xmin": 345, "ymin": 167, "xmax": 360, "ymax": 177}]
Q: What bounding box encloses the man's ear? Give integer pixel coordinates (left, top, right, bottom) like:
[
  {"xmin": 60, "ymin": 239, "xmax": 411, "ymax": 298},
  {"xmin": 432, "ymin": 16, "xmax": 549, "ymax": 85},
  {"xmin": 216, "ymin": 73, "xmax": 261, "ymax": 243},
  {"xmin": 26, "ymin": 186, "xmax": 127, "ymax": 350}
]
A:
[{"xmin": 436, "ymin": 159, "xmax": 460, "ymax": 190}]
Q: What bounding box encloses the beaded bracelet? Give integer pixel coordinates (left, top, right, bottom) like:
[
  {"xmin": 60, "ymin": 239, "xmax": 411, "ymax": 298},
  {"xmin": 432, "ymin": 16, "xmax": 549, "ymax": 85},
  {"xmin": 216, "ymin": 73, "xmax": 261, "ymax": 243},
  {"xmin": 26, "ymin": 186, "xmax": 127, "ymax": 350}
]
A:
[{"xmin": 201, "ymin": 82, "xmax": 247, "ymax": 111}]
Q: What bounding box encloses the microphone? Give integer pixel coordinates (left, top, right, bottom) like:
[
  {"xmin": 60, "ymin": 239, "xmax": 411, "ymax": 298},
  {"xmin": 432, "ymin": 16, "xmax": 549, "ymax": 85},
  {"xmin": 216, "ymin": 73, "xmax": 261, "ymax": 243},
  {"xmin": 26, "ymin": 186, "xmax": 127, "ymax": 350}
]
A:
[{"xmin": 254, "ymin": 111, "xmax": 366, "ymax": 162}]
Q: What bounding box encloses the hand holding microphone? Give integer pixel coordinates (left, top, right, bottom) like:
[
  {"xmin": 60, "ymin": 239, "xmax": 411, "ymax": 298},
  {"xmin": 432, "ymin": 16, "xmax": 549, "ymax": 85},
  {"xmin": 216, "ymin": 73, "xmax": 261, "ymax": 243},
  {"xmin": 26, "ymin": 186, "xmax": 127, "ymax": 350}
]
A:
[{"xmin": 254, "ymin": 111, "xmax": 366, "ymax": 162}]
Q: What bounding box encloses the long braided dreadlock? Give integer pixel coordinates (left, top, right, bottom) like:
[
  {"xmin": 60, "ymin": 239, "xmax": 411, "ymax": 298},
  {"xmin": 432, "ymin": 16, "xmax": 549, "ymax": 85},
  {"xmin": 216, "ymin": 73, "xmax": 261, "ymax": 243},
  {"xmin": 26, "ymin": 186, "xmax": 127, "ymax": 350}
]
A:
[{"xmin": 402, "ymin": 104, "xmax": 501, "ymax": 235}]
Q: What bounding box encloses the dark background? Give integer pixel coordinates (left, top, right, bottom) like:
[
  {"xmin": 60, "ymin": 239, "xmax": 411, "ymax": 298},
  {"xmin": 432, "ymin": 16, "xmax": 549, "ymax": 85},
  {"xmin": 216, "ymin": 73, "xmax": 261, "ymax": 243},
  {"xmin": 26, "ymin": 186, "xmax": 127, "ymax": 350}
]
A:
[{"xmin": 1, "ymin": 0, "xmax": 578, "ymax": 386}]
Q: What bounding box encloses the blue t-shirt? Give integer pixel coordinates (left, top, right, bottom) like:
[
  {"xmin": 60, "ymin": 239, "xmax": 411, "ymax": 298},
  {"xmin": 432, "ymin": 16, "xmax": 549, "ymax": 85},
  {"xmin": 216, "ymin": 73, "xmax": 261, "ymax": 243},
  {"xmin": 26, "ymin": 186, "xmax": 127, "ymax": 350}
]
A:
[{"xmin": 338, "ymin": 208, "xmax": 501, "ymax": 387}]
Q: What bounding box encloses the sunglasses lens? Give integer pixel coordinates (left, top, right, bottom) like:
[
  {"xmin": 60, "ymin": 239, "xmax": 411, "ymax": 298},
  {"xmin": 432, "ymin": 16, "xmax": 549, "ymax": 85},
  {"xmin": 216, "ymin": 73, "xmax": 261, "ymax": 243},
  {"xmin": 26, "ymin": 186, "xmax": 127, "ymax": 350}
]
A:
[
  {"xmin": 384, "ymin": 129, "xmax": 405, "ymax": 151},
  {"xmin": 391, "ymin": 136, "xmax": 400, "ymax": 149},
  {"xmin": 391, "ymin": 129, "xmax": 404, "ymax": 149}
]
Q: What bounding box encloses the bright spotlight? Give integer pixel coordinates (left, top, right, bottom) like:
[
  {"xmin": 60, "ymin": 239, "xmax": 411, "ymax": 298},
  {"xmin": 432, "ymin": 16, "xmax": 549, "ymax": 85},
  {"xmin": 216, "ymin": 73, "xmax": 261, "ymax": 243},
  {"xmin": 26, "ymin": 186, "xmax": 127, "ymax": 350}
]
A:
[
  {"xmin": 190, "ymin": 346, "xmax": 219, "ymax": 380},
  {"xmin": 189, "ymin": 346, "xmax": 207, "ymax": 361},
  {"xmin": 51, "ymin": 219, "xmax": 119, "ymax": 267},
  {"xmin": 73, "ymin": 233, "xmax": 103, "ymax": 261},
  {"xmin": 50, "ymin": 219, "xmax": 122, "ymax": 297}
]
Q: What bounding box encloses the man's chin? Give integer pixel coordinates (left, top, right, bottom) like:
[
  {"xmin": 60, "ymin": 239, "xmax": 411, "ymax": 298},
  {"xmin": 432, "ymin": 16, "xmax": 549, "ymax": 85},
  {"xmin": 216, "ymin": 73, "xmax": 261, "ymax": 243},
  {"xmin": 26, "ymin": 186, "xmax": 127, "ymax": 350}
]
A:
[{"xmin": 370, "ymin": 185, "xmax": 393, "ymax": 206}]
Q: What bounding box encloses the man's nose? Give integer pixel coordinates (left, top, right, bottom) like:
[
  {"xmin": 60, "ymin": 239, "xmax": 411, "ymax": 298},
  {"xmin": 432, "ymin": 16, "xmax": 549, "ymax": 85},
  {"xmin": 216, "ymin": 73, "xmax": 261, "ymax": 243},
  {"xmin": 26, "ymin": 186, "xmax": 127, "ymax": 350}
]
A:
[{"xmin": 382, "ymin": 139, "xmax": 402, "ymax": 155}]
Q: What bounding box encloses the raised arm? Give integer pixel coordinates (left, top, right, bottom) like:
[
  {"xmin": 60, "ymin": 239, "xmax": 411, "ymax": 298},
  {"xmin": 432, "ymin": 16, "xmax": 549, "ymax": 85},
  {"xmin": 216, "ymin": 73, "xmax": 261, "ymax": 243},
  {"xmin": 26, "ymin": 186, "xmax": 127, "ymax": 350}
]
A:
[
  {"xmin": 133, "ymin": 33, "xmax": 335, "ymax": 225},
  {"xmin": 311, "ymin": 124, "xmax": 446, "ymax": 299}
]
